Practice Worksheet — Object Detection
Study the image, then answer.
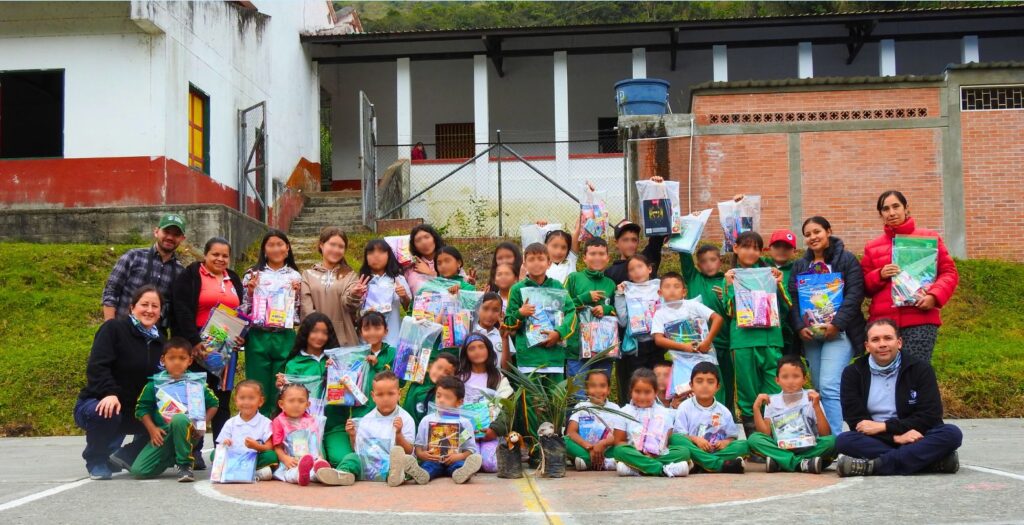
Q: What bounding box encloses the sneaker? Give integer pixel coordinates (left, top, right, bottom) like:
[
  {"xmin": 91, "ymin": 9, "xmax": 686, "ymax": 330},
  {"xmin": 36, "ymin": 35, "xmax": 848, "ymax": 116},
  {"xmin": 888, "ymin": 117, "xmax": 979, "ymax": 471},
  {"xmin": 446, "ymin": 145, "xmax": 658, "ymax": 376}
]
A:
[
  {"xmin": 297, "ymin": 455, "xmax": 315, "ymax": 486},
  {"xmin": 177, "ymin": 465, "xmax": 195, "ymax": 483},
  {"xmin": 404, "ymin": 456, "xmax": 430, "ymax": 485},
  {"xmin": 662, "ymin": 461, "xmax": 691, "ymax": 478},
  {"xmin": 452, "ymin": 453, "xmax": 482, "ymax": 484},
  {"xmin": 387, "ymin": 447, "xmax": 407, "ymax": 487},
  {"xmin": 603, "ymin": 458, "xmax": 616, "ymax": 471},
  {"xmin": 192, "ymin": 453, "xmax": 207, "ymax": 471},
  {"xmin": 88, "ymin": 464, "xmax": 113, "ymax": 481},
  {"xmin": 574, "ymin": 457, "xmax": 588, "ymax": 472},
  {"xmin": 316, "ymin": 467, "xmax": 355, "ymax": 486},
  {"xmin": 764, "ymin": 456, "xmax": 780, "ymax": 473},
  {"xmin": 721, "ymin": 458, "xmax": 745, "ymax": 474},
  {"xmin": 837, "ymin": 456, "xmax": 875, "ymax": 477},
  {"xmin": 107, "ymin": 450, "xmax": 133, "ymax": 473},
  {"xmin": 256, "ymin": 466, "xmax": 273, "ymax": 481},
  {"xmin": 800, "ymin": 457, "xmax": 823, "ymax": 474},
  {"xmin": 616, "ymin": 461, "xmax": 640, "ymax": 477},
  {"xmin": 931, "ymin": 451, "xmax": 960, "ymax": 474}
]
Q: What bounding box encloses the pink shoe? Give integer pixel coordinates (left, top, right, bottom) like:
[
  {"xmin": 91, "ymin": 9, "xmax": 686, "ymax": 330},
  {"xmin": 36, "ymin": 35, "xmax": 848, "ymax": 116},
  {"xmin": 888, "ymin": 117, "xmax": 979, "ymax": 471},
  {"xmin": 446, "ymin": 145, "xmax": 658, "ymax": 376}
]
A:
[{"xmin": 297, "ymin": 455, "xmax": 314, "ymax": 486}]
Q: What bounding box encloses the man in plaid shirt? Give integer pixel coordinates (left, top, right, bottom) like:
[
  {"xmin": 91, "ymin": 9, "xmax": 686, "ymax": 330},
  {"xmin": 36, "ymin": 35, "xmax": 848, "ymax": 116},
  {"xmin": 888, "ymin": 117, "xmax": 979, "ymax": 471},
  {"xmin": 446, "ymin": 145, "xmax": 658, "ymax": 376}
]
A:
[{"xmin": 101, "ymin": 214, "xmax": 187, "ymax": 322}]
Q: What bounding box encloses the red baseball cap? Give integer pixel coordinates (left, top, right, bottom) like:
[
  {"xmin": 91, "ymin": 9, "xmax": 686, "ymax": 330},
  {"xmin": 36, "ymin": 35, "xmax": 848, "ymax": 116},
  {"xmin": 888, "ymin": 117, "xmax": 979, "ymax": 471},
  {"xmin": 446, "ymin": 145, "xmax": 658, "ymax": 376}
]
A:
[{"xmin": 769, "ymin": 229, "xmax": 797, "ymax": 249}]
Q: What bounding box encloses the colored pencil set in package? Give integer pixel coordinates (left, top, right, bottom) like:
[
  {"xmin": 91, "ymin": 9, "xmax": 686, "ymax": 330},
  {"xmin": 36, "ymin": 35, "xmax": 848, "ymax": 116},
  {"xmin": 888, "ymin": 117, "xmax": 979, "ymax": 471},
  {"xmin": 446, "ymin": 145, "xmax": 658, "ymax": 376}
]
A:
[
  {"xmin": 891, "ymin": 235, "xmax": 938, "ymax": 307},
  {"xmin": 393, "ymin": 317, "xmax": 444, "ymax": 384},
  {"xmin": 413, "ymin": 278, "xmax": 471, "ymax": 348},
  {"xmin": 733, "ymin": 267, "xmax": 780, "ymax": 328}
]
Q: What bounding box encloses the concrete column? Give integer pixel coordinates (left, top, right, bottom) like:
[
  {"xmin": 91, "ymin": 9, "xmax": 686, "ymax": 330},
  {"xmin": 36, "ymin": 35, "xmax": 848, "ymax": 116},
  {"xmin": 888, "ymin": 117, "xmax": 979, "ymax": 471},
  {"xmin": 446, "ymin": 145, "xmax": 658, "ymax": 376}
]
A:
[
  {"xmin": 713, "ymin": 45, "xmax": 728, "ymax": 82},
  {"xmin": 632, "ymin": 48, "xmax": 647, "ymax": 79},
  {"xmin": 396, "ymin": 57, "xmax": 411, "ymax": 159},
  {"xmin": 961, "ymin": 35, "xmax": 980, "ymax": 64},
  {"xmin": 879, "ymin": 39, "xmax": 896, "ymax": 76},
  {"xmin": 798, "ymin": 42, "xmax": 813, "ymax": 79},
  {"xmin": 473, "ymin": 55, "xmax": 489, "ymax": 195},
  {"xmin": 554, "ymin": 51, "xmax": 569, "ymax": 181}
]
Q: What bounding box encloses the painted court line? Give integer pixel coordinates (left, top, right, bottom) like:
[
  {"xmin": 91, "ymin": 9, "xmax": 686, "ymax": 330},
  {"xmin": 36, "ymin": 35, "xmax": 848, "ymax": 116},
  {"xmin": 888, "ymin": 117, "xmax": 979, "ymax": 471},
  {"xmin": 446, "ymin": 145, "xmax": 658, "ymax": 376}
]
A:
[
  {"xmin": 964, "ymin": 465, "xmax": 1024, "ymax": 482},
  {"xmin": 0, "ymin": 478, "xmax": 91, "ymax": 513}
]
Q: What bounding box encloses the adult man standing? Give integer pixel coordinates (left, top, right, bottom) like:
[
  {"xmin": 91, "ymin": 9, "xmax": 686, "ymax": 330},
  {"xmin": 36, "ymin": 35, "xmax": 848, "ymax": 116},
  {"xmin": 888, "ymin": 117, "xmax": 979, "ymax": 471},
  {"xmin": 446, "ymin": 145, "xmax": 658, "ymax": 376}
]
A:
[{"xmin": 101, "ymin": 214, "xmax": 187, "ymax": 322}]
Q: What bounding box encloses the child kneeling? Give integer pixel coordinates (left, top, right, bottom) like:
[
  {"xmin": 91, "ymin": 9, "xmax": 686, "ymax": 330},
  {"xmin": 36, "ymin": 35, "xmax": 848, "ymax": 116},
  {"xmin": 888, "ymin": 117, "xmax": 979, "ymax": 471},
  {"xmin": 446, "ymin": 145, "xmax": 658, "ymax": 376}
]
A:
[
  {"xmin": 747, "ymin": 355, "xmax": 836, "ymax": 474},
  {"xmin": 610, "ymin": 369, "xmax": 692, "ymax": 477},
  {"xmin": 410, "ymin": 376, "xmax": 483, "ymax": 484},
  {"xmin": 670, "ymin": 362, "xmax": 749, "ymax": 474}
]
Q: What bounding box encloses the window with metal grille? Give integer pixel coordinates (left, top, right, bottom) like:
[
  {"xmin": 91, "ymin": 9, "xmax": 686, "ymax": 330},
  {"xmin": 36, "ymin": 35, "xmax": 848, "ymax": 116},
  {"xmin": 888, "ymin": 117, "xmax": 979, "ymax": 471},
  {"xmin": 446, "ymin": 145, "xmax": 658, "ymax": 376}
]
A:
[
  {"xmin": 188, "ymin": 85, "xmax": 210, "ymax": 174},
  {"xmin": 435, "ymin": 122, "xmax": 475, "ymax": 159},
  {"xmin": 961, "ymin": 86, "xmax": 1024, "ymax": 111}
]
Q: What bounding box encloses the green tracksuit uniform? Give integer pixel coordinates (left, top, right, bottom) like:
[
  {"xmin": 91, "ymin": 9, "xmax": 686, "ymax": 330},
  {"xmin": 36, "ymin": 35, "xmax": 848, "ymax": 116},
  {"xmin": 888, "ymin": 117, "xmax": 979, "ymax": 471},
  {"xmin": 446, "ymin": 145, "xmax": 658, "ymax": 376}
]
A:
[{"xmin": 131, "ymin": 378, "xmax": 219, "ymax": 478}]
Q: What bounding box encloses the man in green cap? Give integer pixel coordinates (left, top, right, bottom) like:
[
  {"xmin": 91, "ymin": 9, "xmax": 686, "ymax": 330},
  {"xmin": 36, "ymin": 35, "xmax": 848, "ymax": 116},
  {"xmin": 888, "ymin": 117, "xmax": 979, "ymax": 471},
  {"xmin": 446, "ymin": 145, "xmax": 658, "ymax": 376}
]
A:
[{"xmin": 101, "ymin": 213, "xmax": 187, "ymax": 321}]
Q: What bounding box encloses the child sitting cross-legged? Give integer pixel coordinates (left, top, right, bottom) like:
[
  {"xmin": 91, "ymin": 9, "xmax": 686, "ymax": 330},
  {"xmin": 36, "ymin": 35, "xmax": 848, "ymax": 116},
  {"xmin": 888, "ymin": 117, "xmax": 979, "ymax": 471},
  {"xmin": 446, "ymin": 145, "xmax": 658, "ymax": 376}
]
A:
[
  {"xmin": 315, "ymin": 371, "xmax": 420, "ymax": 487},
  {"xmin": 747, "ymin": 355, "xmax": 836, "ymax": 474},
  {"xmin": 564, "ymin": 369, "xmax": 621, "ymax": 472},
  {"xmin": 271, "ymin": 382, "xmax": 331, "ymax": 486},
  {"xmin": 670, "ymin": 362, "xmax": 749, "ymax": 474},
  {"xmin": 611, "ymin": 368, "xmax": 692, "ymax": 478},
  {"xmin": 409, "ymin": 376, "xmax": 483, "ymax": 484},
  {"xmin": 215, "ymin": 380, "xmax": 277, "ymax": 481}
]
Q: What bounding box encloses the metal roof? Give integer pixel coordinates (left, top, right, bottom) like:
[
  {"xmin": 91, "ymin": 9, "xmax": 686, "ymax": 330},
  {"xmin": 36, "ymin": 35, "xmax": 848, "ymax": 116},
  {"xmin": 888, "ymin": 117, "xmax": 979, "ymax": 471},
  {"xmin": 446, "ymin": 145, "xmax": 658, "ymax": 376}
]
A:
[{"xmin": 690, "ymin": 75, "xmax": 946, "ymax": 92}]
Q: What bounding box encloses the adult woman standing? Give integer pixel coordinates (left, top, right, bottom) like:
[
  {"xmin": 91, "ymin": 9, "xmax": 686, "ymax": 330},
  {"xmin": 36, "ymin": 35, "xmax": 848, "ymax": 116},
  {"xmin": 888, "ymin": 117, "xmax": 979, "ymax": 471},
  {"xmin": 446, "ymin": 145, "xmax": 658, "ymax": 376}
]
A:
[
  {"xmin": 836, "ymin": 319, "xmax": 962, "ymax": 476},
  {"xmin": 861, "ymin": 191, "xmax": 959, "ymax": 363},
  {"xmin": 788, "ymin": 216, "xmax": 865, "ymax": 435},
  {"xmin": 404, "ymin": 224, "xmax": 446, "ymax": 295},
  {"xmin": 74, "ymin": 285, "xmax": 166, "ymax": 480},
  {"xmin": 300, "ymin": 226, "xmax": 363, "ymax": 346},
  {"xmin": 169, "ymin": 237, "xmax": 243, "ymax": 454}
]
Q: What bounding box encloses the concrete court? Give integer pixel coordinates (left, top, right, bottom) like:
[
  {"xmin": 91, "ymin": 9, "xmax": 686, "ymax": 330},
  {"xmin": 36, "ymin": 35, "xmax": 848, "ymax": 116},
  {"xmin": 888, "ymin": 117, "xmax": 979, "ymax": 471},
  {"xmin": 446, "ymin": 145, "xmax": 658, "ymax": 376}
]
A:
[{"xmin": 1, "ymin": 419, "xmax": 1022, "ymax": 525}]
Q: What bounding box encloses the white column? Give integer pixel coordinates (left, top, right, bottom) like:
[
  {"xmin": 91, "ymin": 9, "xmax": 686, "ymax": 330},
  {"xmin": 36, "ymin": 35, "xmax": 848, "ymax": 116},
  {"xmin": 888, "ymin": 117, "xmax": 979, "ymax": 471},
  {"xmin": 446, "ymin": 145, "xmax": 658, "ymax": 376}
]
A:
[
  {"xmin": 632, "ymin": 48, "xmax": 647, "ymax": 79},
  {"xmin": 396, "ymin": 57, "xmax": 412, "ymax": 159},
  {"xmin": 962, "ymin": 35, "xmax": 980, "ymax": 63},
  {"xmin": 798, "ymin": 42, "xmax": 814, "ymax": 79},
  {"xmin": 879, "ymin": 39, "xmax": 896, "ymax": 76},
  {"xmin": 712, "ymin": 45, "xmax": 728, "ymax": 82},
  {"xmin": 553, "ymin": 51, "xmax": 569, "ymax": 182},
  {"xmin": 473, "ymin": 55, "xmax": 489, "ymax": 195}
]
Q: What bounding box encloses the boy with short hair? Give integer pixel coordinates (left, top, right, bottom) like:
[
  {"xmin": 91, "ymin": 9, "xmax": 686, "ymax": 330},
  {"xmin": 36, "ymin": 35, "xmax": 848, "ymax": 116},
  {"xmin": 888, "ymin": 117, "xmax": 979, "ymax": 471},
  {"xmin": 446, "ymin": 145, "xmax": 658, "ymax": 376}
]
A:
[
  {"xmin": 680, "ymin": 244, "xmax": 734, "ymax": 411},
  {"xmin": 131, "ymin": 337, "xmax": 219, "ymax": 482},
  {"xmin": 671, "ymin": 362, "xmax": 749, "ymax": 474},
  {"xmin": 748, "ymin": 355, "xmax": 836, "ymax": 474},
  {"xmin": 724, "ymin": 231, "xmax": 791, "ymax": 439},
  {"xmin": 563, "ymin": 237, "xmax": 617, "ymax": 390},
  {"xmin": 763, "ymin": 230, "xmax": 798, "ymax": 356},
  {"xmin": 412, "ymin": 376, "xmax": 483, "ymax": 484},
  {"xmin": 318, "ymin": 371, "xmax": 420, "ymax": 487},
  {"xmin": 402, "ymin": 352, "xmax": 458, "ymax": 427}
]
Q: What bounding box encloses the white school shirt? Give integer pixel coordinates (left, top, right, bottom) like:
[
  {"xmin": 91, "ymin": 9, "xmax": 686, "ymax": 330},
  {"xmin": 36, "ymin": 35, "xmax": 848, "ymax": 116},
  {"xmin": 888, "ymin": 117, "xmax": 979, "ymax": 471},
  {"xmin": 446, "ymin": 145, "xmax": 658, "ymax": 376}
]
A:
[
  {"xmin": 650, "ymin": 299, "xmax": 715, "ymax": 336},
  {"xmin": 546, "ymin": 251, "xmax": 578, "ymax": 285},
  {"xmin": 361, "ymin": 406, "xmax": 416, "ymax": 444},
  {"xmin": 473, "ymin": 322, "xmax": 505, "ymax": 367},
  {"xmin": 673, "ymin": 397, "xmax": 739, "ymax": 445},
  {"xmin": 217, "ymin": 413, "xmax": 273, "ymax": 450},
  {"xmin": 569, "ymin": 400, "xmax": 622, "ymax": 444}
]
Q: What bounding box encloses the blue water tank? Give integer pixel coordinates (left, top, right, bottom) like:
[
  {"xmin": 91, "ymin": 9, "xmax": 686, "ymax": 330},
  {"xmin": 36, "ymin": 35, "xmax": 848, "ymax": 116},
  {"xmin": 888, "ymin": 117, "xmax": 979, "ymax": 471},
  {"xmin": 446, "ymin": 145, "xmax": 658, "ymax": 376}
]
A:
[{"xmin": 615, "ymin": 78, "xmax": 670, "ymax": 115}]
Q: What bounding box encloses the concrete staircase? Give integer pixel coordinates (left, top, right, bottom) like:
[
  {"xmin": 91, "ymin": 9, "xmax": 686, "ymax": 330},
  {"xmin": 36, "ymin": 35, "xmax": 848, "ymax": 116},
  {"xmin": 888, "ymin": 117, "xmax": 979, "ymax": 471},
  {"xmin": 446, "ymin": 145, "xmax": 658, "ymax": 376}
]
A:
[{"xmin": 286, "ymin": 190, "xmax": 366, "ymax": 268}]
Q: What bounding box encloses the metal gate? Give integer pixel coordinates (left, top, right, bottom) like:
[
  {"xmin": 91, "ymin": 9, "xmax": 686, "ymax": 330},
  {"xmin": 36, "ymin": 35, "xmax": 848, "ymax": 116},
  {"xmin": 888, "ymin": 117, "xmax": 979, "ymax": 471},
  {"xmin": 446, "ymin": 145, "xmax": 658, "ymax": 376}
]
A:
[
  {"xmin": 358, "ymin": 91, "xmax": 378, "ymax": 230},
  {"xmin": 238, "ymin": 102, "xmax": 268, "ymax": 222}
]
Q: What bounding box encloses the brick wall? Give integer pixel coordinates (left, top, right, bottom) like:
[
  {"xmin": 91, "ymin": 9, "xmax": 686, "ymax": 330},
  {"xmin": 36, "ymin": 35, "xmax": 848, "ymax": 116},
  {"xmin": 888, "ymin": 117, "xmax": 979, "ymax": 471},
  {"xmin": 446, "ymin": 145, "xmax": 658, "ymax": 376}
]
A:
[
  {"xmin": 961, "ymin": 109, "xmax": 1024, "ymax": 261},
  {"xmin": 692, "ymin": 88, "xmax": 943, "ymax": 125}
]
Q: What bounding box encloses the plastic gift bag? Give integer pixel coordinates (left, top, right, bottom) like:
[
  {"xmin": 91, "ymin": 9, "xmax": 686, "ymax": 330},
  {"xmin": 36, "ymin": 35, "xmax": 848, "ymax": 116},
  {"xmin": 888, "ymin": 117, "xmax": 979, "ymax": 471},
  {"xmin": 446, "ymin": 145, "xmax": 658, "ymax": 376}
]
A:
[
  {"xmin": 575, "ymin": 409, "xmax": 613, "ymax": 445},
  {"xmin": 210, "ymin": 444, "xmax": 257, "ymax": 483},
  {"xmin": 323, "ymin": 346, "xmax": 371, "ymax": 407},
  {"xmin": 771, "ymin": 392, "xmax": 817, "ymax": 450},
  {"xmin": 412, "ymin": 278, "xmax": 461, "ymax": 323},
  {"xmin": 891, "ymin": 235, "xmax": 938, "ymax": 307},
  {"xmin": 436, "ymin": 386, "xmax": 495, "ymax": 441},
  {"xmin": 421, "ymin": 405, "xmax": 475, "ymax": 457},
  {"xmin": 199, "ymin": 304, "xmax": 250, "ymax": 391},
  {"xmin": 394, "ymin": 317, "xmax": 444, "ymax": 383},
  {"xmin": 361, "ymin": 277, "xmax": 396, "ymax": 315},
  {"xmin": 797, "ymin": 272, "xmax": 845, "ymax": 339},
  {"xmin": 351, "ymin": 415, "xmax": 396, "ymax": 482},
  {"xmin": 666, "ymin": 349, "xmax": 719, "ymax": 399},
  {"xmin": 636, "ymin": 180, "xmax": 681, "ymax": 236},
  {"xmin": 521, "ymin": 287, "xmax": 569, "ymax": 348},
  {"xmin": 579, "ymin": 311, "xmax": 620, "ymax": 359},
  {"xmin": 282, "ymin": 417, "xmax": 324, "ymax": 461},
  {"xmin": 520, "ymin": 223, "xmax": 562, "ymax": 250},
  {"xmin": 733, "ymin": 268, "xmax": 780, "ymax": 328},
  {"xmin": 668, "ymin": 209, "xmax": 713, "ymax": 254},
  {"xmin": 627, "ymin": 406, "xmax": 670, "ymax": 456},
  {"xmin": 281, "ymin": 374, "xmax": 326, "ymax": 418},
  {"xmin": 384, "ymin": 235, "xmax": 414, "ymax": 267},
  {"xmin": 624, "ymin": 279, "xmax": 661, "ymax": 336},
  {"xmin": 251, "ymin": 271, "xmax": 298, "ymax": 329},
  {"xmin": 578, "ymin": 185, "xmax": 609, "ymax": 242},
  {"xmin": 154, "ymin": 371, "xmax": 208, "ymax": 431},
  {"xmin": 717, "ymin": 195, "xmax": 762, "ymax": 252}
]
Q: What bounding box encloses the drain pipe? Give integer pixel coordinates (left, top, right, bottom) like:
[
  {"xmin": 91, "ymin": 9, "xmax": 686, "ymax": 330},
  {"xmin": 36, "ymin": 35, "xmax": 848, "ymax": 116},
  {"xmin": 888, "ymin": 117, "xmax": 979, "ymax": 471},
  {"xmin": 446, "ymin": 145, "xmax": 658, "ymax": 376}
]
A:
[{"xmin": 687, "ymin": 116, "xmax": 695, "ymax": 212}]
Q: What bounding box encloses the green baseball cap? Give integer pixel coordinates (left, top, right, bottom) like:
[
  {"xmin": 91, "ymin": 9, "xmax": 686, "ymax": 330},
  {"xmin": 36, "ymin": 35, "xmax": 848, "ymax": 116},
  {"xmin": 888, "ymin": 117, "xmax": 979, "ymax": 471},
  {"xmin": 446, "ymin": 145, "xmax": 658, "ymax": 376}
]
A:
[{"xmin": 158, "ymin": 213, "xmax": 187, "ymax": 234}]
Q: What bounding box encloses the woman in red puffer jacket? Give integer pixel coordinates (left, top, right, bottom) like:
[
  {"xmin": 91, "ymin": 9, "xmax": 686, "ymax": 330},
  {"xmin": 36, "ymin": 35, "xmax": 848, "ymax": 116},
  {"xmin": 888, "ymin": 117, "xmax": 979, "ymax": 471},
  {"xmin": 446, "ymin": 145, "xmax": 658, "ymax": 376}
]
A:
[{"xmin": 861, "ymin": 190, "xmax": 959, "ymax": 363}]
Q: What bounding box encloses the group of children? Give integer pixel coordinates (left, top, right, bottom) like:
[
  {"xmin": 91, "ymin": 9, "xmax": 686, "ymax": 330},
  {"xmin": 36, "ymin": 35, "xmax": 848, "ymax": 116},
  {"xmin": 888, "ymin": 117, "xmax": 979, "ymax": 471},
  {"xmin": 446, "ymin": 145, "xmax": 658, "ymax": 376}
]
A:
[{"xmin": 129, "ymin": 202, "xmax": 838, "ymax": 484}]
